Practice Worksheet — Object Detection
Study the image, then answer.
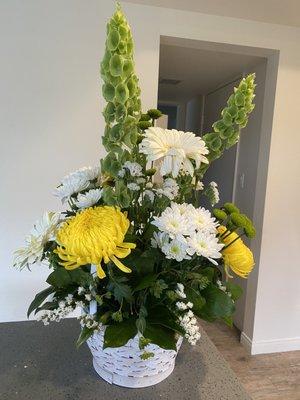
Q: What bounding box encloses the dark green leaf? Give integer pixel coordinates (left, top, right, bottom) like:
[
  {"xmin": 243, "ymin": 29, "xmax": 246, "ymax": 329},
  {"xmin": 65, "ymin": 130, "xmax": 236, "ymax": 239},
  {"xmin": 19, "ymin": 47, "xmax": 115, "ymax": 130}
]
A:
[
  {"xmin": 76, "ymin": 327, "xmax": 94, "ymax": 348},
  {"xmin": 185, "ymin": 287, "xmax": 206, "ymax": 314},
  {"xmin": 144, "ymin": 324, "xmax": 177, "ymax": 351},
  {"xmin": 133, "ymin": 273, "xmax": 158, "ymax": 292},
  {"xmin": 107, "ymin": 278, "xmax": 133, "ymax": 303},
  {"xmin": 199, "ymin": 284, "xmax": 235, "ymax": 321},
  {"xmin": 148, "ymin": 306, "xmax": 184, "ymax": 335},
  {"xmin": 27, "ymin": 286, "xmax": 55, "ymax": 318},
  {"xmin": 46, "ymin": 268, "xmax": 72, "ymax": 288},
  {"xmin": 104, "ymin": 319, "xmax": 137, "ymax": 348}
]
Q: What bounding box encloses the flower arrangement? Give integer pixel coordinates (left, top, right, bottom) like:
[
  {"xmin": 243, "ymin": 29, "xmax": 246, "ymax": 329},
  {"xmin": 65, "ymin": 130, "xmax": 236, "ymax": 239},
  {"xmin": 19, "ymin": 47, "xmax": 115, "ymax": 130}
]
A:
[{"xmin": 14, "ymin": 4, "xmax": 256, "ymax": 375}]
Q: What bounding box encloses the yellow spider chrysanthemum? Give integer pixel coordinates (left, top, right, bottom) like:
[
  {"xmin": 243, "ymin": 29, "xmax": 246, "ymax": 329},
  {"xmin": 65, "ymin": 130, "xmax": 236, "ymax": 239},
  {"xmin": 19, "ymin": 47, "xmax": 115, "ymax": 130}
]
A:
[
  {"xmin": 54, "ymin": 206, "xmax": 136, "ymax": 279},
  {"xmin": 218, "ymin": 226, "xmax": 254, "ymax": 278}
]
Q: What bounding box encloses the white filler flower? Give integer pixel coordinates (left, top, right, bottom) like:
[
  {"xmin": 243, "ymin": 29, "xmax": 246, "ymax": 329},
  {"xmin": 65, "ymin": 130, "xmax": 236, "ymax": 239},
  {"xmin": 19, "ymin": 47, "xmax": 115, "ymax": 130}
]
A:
[
  {"xmin": 55, "ymin": 166, "xmax": 100, "ymax": 202},
  {"xmin": 13, "ymin": 212, "xmax": 60, "ymax": 270},
  {"xmin": 139, "ymin": 127, "xmax": 209, "ymax": 177},
  {"xmin": 74, "ymin": 188, "xmax": 103, "ymax": 209}
]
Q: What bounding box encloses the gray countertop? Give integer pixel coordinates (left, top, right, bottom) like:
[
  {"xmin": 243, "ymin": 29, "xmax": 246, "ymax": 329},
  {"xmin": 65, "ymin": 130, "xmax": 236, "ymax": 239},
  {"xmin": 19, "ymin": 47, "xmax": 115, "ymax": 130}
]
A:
[{"xmin": 0, "ymin": 319, "xmax": 251, "ymax": 400}]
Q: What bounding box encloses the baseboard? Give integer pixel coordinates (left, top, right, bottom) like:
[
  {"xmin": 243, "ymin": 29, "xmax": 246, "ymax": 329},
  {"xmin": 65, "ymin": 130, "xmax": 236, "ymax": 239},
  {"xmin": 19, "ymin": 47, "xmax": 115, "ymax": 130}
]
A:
[{"xmin": 240, "ymin": 331, "xmax": 300, "ymax": 355}]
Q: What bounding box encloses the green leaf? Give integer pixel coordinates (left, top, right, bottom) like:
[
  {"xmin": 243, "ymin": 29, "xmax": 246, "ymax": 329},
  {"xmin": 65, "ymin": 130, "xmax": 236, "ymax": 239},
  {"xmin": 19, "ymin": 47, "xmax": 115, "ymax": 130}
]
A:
[
  {"xmin": 133, "ymin": 273, "xmax": 158, "ymax": 292},
  {"xmin": 107, "ymin": 277, "xmax": 133, "ymax": 303},
  {"xmin": 226, "ymin": 281, "xmax": 243, "ymax": 301},
  {"xmin": 104, "ymin": 319, "xmax": 137, "ymax": 348},
  {"xmin": 148, "ymin": 306, "xmax": 184, "ymax": 335},
  {"xmin": 27, "ymin": 286, "xmax": 55, "ymax": 318},
  {"xmin": 76, "ymin": 327, "xmax": 94, "ymax": 348},
  {"xmin": 46, "ymin": 268, "xmax": 72, "ymax": 288},
  {"xmin": 185, "ymin": 287, "xmax": 206, "ymax": 314},
  {"xmin": 199, "ymin": 284, "xmax": 235, "ymax": 321},
  {"xmin": 144, "ymin": 324, "xmax": 177, "ymax": 351}
]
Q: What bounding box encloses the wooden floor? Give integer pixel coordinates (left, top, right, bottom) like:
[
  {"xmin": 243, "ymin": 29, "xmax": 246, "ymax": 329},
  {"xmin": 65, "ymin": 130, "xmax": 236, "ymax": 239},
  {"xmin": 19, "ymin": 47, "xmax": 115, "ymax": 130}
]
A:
[{"xmin": 201, "ymin": 321, "xmax": 300, "ymax": 400}]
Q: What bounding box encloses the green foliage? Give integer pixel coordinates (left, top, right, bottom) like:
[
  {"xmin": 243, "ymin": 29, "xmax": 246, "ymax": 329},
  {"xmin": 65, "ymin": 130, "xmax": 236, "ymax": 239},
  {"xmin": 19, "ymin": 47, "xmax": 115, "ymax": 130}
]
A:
[
  {"xmin": 147, "ymin": 306, "xmax": 185, "ymax": 335},
  {"xmin": 198, "ymin": 284, "xmax": 235, "ymax": 322},
  {"xmin": 144, "ymin": 324, "xmax": 177, "ymax": 351},
  {"xmin": 76, "ymin": 327, "xmax": 94, "ymax": 348},
  {"xmin": 103, "ymin": 319, "xmax": 137, "ymax": 348},
  {"xmin": 27, "ymin": 286, "xmax": 55, "ymax": 317},
  {"xmin": 226, "ymin": 281, "xmax": 243, "ymax": 301},
  {"xmin": 107, "ymin": 276, "xmax": 133, "ymax": 303},
  {"xmin": 46, "ymin": 267, "xmax": 92, "ymax": 289},
  {"xmin": 149, "ymin": 279, "xmax": 168, "ymax": 298}
]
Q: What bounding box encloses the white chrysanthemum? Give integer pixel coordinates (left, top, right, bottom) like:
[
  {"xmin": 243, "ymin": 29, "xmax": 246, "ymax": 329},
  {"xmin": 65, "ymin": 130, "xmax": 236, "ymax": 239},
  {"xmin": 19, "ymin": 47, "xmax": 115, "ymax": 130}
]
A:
[
  {"xmin": 157, "ymin": 178, "xmax": 179, "ymax": 200},
  {"xmin": 187, "ymin": 206, "xmax": 218, "ymax": 233},
  {"xmin": 161, "ymin": 238, "xmax": 190, "ymax": 262},
  {"xmin": 187, "ymin": 231, "xmax": 223, "ymax": 264},
  {"xmin": 139, "ymin": 127, "xmax": 209, "ymax": 178},
  {"xmin": 152, "ymin": 206, "xmax": 193, "ymax": 239},
  {"xmin": 55, "ymin": 166, "xmax": 100, "ymax": 202},
  {"xmin": 74, "ymin": 188, "xmax": 102, "ymax": 209},
  {"xmin": 123, "ymin": 161, "xmax": 143, "ymax": 177},
  {"xmin": 13, "ymin": 212, "xmax": 60, "ymax": 270}
]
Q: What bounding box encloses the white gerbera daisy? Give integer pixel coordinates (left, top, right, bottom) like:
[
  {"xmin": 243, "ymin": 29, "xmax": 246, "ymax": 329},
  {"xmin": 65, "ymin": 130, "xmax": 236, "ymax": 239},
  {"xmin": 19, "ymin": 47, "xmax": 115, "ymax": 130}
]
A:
[
  {"xmin": 74, "ymin": 188, "xmax": 102, "ymax": 209},
  {"xmin": 54, "ymin": 166, "xmax": 100, "ymax": 202},
  {"xmin": 187, "ymin": 231, "xmax": 223, "ymax": 264},
  {"xmin": 139, "ymin": 127, "xmax": 209, "ymax": 178},
  {"xmin": 13, "ymin": 212, "xmax": 60, "ymax": 270}
]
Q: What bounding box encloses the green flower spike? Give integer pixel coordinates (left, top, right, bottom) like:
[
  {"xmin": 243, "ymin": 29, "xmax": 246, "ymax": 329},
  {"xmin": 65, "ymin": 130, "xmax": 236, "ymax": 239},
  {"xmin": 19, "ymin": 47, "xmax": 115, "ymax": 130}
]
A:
[{"xmin": 101, "ymin": 3, "xmax": 141, "ymax": 154}]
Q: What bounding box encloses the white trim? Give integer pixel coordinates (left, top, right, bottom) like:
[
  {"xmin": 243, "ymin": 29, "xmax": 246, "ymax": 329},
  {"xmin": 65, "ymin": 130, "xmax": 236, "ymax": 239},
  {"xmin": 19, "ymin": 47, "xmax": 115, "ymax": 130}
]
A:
[{"xmin": 241, "ymin": 331, "xmax": 300, "ymax": 355}]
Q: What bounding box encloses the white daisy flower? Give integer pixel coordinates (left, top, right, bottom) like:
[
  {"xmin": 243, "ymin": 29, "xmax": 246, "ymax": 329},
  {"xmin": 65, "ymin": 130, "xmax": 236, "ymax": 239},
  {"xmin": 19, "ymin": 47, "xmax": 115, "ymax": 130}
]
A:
[
  {"xmin": 139, "ymin": 127, "xmax": 209, "ymax": 178},
  {"xmin": 152, "ymin": 204, "xmax": 193, "ymax": 239},
  {"xmin": 13, "ymin": 212, "xmax": 60, "ymax": 270},
  {"xmin": 187, "ymin": 231, "xmax": 223, "ymax": 264},
  {"xmin": 54, "ymin": 166, "xmax": 100, "ymax": 202},
  {"xmin": 74, "ymin": 188, "xmax": 102, "ymax": 209}
]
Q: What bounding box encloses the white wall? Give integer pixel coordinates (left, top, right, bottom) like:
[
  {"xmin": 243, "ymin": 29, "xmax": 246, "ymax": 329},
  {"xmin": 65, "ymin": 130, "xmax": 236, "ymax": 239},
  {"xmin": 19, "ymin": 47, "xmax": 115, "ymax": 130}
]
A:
[
  {"xmin": 1, "ymin": 0, "xmax": 300, "ymax": 354},
  {"xmin": 185, "ymin": 96, "xmax": 203, "ymax": 134}
]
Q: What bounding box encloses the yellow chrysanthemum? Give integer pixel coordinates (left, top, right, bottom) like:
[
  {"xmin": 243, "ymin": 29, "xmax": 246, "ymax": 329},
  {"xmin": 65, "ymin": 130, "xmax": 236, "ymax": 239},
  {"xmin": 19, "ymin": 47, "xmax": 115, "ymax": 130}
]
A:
[
  {"xmin": 218, "ymin": 226, "xmax": 254, "ymax": 278},
  {"xmin": 54, "ymin": 206, "xmax": 136, "ymax": 279}
]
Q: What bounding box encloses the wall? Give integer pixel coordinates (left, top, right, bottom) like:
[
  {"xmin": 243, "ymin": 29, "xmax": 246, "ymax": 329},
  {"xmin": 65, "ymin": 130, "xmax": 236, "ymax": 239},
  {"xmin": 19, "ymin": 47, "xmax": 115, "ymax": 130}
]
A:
[
  {"xmin": 1, "ymin": 0, "xmax": 300, "ymax": 354},
  {"xmin": 185, "ymin": 96, "xmax": 203, "ymax": 134}
]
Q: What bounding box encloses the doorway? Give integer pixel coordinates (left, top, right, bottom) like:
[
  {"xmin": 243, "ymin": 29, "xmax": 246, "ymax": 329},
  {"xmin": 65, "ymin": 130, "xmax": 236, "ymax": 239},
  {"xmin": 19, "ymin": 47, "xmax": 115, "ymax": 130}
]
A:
[{"xmin": 157, "ymin": 37, "xmax": 279, "ymax": 335}]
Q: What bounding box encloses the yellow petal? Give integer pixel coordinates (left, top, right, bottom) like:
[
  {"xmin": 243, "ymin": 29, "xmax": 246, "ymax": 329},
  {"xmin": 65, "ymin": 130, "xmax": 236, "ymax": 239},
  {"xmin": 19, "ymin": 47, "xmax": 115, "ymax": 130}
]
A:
[
  {"xmin": 96, "ymin": 264, "xmax": 106, "ymax": 279},
  {"xmin": 110, "ymin": 255, "xmax": 132, "ymax": 273}
]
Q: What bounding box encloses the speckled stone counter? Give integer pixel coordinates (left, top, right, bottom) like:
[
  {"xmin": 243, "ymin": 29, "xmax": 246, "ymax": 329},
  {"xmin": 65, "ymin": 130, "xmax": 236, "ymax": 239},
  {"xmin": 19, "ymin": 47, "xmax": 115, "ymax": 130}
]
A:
[{"xmin": 0, "ymin": 319, "xmax": 251, "ymax": 400}]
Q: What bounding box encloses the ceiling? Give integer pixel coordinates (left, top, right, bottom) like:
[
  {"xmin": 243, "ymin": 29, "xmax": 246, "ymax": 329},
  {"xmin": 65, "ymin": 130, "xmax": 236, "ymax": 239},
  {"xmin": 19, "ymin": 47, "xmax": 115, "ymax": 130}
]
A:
[
  {"xmin": 123, "ymin": 0, "xmax": 300, "ymax": 28},
  {"xmin": 158, "ymin": 44, "xmax": 264, "ymax": 102}
]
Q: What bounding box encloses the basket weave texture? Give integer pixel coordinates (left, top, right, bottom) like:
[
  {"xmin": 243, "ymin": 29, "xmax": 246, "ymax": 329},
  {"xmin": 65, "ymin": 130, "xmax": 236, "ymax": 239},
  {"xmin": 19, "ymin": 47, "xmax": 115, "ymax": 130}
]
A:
[{"xmin": 87, "ymin": 327, "xmax": 183, "ymax": 388}]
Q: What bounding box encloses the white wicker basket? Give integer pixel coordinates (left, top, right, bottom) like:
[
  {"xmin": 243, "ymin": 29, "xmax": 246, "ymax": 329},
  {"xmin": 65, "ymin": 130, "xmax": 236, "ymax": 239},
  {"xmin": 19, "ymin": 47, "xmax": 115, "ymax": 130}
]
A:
[{"xmin": 87, "ymin": 327, "xmax": 183, "ymax": 388}]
